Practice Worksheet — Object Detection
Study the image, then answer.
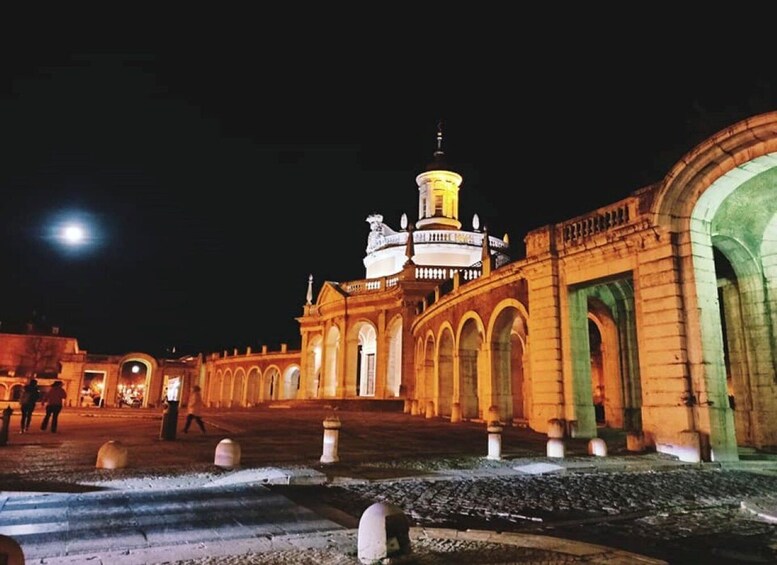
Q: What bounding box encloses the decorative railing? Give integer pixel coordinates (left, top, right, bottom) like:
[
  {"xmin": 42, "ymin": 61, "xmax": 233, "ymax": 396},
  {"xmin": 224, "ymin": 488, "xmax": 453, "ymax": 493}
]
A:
[
  {"xmin": 561, "ymin": 201, "xmax": 635, "ymax": 244},
  {"xmin": 341, "ymin": 264, "xmax": 482, "ymax": 296},
  {"xmin": 367, "ymin": 229, "xmax": 509, "ymax": 254}
]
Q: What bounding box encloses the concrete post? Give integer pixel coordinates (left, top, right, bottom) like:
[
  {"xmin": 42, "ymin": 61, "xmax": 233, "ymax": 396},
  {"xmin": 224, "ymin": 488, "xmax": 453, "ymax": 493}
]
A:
[
  {"xmin": 487, "ymin": 423, "xmax": 503, "ymax": 460},
  {"xmin": 214, "ymin": 438, "xmax": 241, "ymax": 468},
  {"xmin": 425, "ymin": 400, "xmax": 435, "ymax": 419},
  {"xmin": 0, "ymin": 406, "xmax": 12, "ymax": 446},
  {"xmin": 96, "ymin": 440, "xmax": 128, "ymax": 469},
  {"xmin": 547, "ymin": 438, "xmax": 565, "ymax": 458},
  {"xmin": 358, "ymin": 502, "xmax": 411, "ymax": 564},
  {"xmin": 410, "ymin": 399, "xmax": 419, "ymax": 416},
  {"xmin": 320, "ymin": 416, "xmax": 341, "ymax": 464},
  {"xmin": 588, "ymin": 438, "xmax": 607, "ymax": 457}
]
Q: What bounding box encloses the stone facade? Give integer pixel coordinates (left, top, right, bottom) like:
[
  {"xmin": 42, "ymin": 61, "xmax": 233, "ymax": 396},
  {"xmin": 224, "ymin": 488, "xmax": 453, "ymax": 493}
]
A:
[
  {"xmin": 3, "ymin": 111, "xmax": 777, "ymax": 462},
  {"xmin": 297, "ymin": 111, "xmax": 777, "ymax": 462}
]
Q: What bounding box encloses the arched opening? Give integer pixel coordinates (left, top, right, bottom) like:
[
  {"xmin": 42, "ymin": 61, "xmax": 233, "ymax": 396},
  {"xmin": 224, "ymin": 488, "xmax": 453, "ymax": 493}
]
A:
[
  {"xmin": 282, "ymin": 366, "xmax": 300, "ymax": 399},
  {"xmin": 246, "ymin": 368, "xmax": 261, "ymax": 405},
  {"xmin": 423, "ymin": 334, "xmax": 435, "ymax": 413},
  {"xmin": 438, "ymin": 329, "xmax": 454, "ymax": 418},
  {"xmin": 264, "ymin": 367, "xmax": 280, "ymax": 400},
  {"xmin": 458, "ymin": 318, "xmax": 482, "ymax": 420},
  {"xmin": 490, "ymin": 306, "xmax": 526, "ymax": 424},
  {"xmin": 356, "ymin": 324, "xmax": 377, "ymax": 397},
  {"xmin": 386, "ymin": 318, "xmax": 403, "ymax": 398},
  {"xmin": 232, "ymin": 370, "xmax": 245, "ymax": 407},
  {"xmin": 116, "ymin": 360, "xmax": 149, "ymax": 408},
  {"xmin": 306, "ymin": 335, "xmax": 323, "ymax": 398},
  {"xmin": 323, "ymin": 326, "xmax": 341, "ymax": 397}
]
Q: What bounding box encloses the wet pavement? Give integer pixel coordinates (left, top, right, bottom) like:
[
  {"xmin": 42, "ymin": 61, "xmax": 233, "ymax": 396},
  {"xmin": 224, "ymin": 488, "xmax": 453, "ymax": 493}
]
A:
[{"xmin": 1, "ymin": 404, "xmax": 777, "ymax": 564}]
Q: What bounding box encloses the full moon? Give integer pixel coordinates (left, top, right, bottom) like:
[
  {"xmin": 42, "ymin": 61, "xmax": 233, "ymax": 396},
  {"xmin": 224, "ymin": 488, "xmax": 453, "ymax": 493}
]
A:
[{"xmin": 62, "ymin": 224, "xmax": 86, "ymax": 245}]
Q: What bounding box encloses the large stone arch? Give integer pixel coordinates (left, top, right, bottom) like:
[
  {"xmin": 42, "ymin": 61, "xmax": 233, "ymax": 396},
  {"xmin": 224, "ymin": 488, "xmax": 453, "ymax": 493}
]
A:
[
  {"xmin": 566, "ymin": 276, "xmax": 639, "ymax": 439},
  {"xmin": 653, "ymin": 111, "xmax": 777, "ymax": 459}
]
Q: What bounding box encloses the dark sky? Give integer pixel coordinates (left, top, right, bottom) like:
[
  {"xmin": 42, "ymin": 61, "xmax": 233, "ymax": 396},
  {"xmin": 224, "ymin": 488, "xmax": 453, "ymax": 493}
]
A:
[{"xmin": 1, "ymin": 16, "xmax": 775, "ymax": 357}]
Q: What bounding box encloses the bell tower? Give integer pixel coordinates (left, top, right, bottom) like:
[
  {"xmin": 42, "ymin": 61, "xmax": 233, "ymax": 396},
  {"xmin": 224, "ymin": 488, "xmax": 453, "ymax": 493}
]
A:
[{"xmin": 415, "ymin": 122, "xmax": 462, "ymax": 231}]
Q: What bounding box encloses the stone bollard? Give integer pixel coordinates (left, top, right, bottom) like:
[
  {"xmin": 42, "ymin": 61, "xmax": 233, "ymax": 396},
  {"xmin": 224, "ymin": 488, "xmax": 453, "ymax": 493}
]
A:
[
  {"xmin": 0, "ymin": 534, "xmax": 24, "ymax": 565},
  {"xmin": 358, "ymin": 502, "xmax": 411, "ymax": 564},
  {"xmin": 425, "ymin": 400, "xmax": 435, "ymax": 419},
  {"xmin": 547, "ymin": 418, "xmax": 565, "ymax": 439},
  {"xmin": 487, "ymin": 422, "xmax": 503, "ymax": 460},
  {"xmin": 320, "ymin": 416, "xmax": 341, "ymax": 464},
  {"xmin": 214, "ymin": 438, "xmax": 241, "ymax": 468},
  {"xmin": 588, "ymin": 438, "xmax": 607, "ymax": 457},
  {"xmin": 450, "ymin": 402, "xmax": 462, "ymax": 423},
  {"xmin": 403, "ymin": 399, "xmax": 411, "ymax": 414},
  {"xmin": 547, "ymin": 438, "xmax": 565, "ymax": 458},
  {"xmin": 96, "ymin": 440, "xmax": 128, "ymax": 469},
  {"xmin": 409, "ymin": 399, "xmax": 419, "ymax": 416},
  {"xmin": 0, "ymin": 406, "xmax": 12, "ymax": 446},
  {"xmin": 487, "ymin": 405, "xmax": 500, "ymax": 424}
]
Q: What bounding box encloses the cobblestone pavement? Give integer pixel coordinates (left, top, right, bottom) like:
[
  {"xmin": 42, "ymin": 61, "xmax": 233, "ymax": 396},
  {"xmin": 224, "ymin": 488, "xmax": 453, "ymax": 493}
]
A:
[
  {"xmin": 3, "ymin": 407, "xmax": 777, "ymax": 564},
  {"xmin": 150, "ymin": 460, "xmax": 777, "ymax": 565},
  {"xmin": 282, "ymin": 462, "xmax": 777, "ymax": 564}
]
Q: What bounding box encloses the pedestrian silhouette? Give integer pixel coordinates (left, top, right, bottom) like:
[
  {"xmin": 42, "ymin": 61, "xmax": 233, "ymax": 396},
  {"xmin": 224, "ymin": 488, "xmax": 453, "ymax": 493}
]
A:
[
  {"xmin": 183, "ymin": 385, "xmax": 206, "ymax": 434},
  {"xmin": 41, "ymin": 380, "xmax": 67, "ymax": 433},
  {"xmin": 19, "ymin": 378, "xmax": 41, "ymax": 433}
]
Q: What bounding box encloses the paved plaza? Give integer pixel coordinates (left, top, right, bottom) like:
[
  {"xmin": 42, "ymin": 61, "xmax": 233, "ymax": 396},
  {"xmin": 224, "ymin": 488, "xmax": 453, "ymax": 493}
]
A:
[{"xmin": 1, "ymin": 404, "xmax": 777, "ymax": 563}]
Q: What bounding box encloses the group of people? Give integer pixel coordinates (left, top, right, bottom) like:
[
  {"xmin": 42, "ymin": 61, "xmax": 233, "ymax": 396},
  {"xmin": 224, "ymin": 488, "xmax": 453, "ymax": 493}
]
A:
[
  {"xmin": 17, "ymin": 379, "xmax": 205, "ymax": 435},
  {"xmin": 19, "ymin": 378, "xmax": 67, "ymax": 433}
]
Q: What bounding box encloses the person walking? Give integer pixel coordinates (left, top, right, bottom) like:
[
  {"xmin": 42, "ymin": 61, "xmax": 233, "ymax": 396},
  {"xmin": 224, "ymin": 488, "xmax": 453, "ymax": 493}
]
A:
[
  {"xmin": 41, "ymin": 380, "xmax": 67, "ymax": 433},
  {"xmin": 19, "ymin": 378, "xmax": 41, "ymax": 433},
  {"xmin": 183, "ymin": 385, "xmax": 206, "ymax": 434}
]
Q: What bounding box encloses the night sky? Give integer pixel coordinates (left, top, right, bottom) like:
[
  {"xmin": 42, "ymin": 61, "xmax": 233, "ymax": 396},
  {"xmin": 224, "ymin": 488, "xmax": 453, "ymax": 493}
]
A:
[{"xmin": 1, "ymin": 16, "xmax": 775, "ymax": 357}]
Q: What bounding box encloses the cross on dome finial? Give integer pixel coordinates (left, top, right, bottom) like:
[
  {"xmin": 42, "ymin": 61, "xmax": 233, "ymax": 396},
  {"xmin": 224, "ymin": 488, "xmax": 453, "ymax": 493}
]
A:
[{"xmin": 435, "ymin": 120, "xmax": 444, "ymax": 157}]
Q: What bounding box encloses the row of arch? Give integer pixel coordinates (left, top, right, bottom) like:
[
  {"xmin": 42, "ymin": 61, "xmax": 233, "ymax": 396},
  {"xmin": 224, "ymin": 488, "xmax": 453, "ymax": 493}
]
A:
[{"xmin": 205, "ymin": 364, "xmax": 301, "ymax": 407}]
